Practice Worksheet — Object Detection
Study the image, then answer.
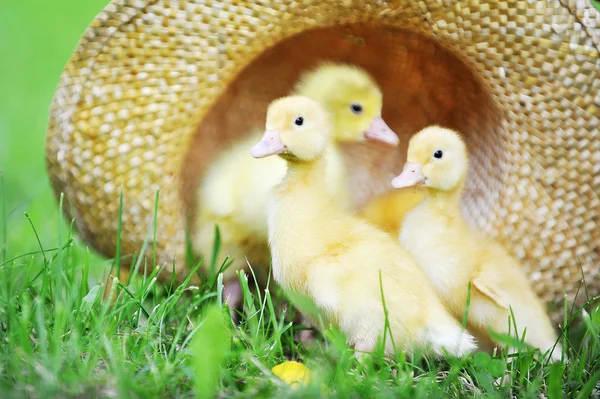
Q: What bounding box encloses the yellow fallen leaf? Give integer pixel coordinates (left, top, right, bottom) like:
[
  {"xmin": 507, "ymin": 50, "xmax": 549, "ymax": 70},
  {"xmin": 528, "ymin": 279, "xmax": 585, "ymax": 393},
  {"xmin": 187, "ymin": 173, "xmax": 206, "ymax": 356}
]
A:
[
  {"xmin": 271, "ymin": 360, "xmax": 331, "ymax": 396},
  {"xmin": 271, "ymin": 361, "xmax": 312, "ymax": 388}
]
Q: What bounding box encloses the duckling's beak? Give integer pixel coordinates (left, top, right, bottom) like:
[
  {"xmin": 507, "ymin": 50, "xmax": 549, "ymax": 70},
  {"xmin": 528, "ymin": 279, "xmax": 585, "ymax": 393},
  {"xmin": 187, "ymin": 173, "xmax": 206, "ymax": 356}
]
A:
[
  {"xmin": 364, "ymin": 116, "xmax": 399, "ymax": 146},
  {"xmin": 391, "ymin": 162, "xmax": 426, "ymax": 188},
  {"xmin": 251, "ymin": 129, "xmax": 287, "ymax": 158}
]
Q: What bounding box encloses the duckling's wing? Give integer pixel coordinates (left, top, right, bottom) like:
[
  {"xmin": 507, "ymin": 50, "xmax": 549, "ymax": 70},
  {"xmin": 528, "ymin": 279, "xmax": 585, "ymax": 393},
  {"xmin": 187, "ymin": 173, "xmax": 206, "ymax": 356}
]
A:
[
  {"xmin": 471, "ymin": 274, "xmax": 510, "ymax": 310},
  {"xmin": 471, "ymin": 242, "xmax": 535, "ymax": 311},
  {"xmin": 201, "ymin": 171, "xmax": 237, "ymax": 217}
]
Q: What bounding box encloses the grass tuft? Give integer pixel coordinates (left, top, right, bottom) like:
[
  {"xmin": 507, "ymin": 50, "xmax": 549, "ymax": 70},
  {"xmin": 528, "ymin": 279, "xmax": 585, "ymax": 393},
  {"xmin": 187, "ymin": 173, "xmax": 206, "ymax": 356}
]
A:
[
  {"xmin": 0, "ymin": 201, "xmax": 598, "ymax": 397},
  {"xmin": 190, "ymin": 304, "xmax": 231, "ymax": 399}
]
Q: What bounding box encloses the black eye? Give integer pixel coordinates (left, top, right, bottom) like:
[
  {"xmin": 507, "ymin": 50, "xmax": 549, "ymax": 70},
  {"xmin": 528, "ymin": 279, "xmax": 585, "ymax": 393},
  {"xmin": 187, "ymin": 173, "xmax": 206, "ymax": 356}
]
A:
[
  {"xmin": 350, "ymin": 103, "xmax": 363, "ymax": 114},
  {"xmin": 433, "ymin": 150, "xmax": 443, "ymax": 159},
  {"xmin": 294, "ymin": 117, "xmax": 304, "ymax": 126}
]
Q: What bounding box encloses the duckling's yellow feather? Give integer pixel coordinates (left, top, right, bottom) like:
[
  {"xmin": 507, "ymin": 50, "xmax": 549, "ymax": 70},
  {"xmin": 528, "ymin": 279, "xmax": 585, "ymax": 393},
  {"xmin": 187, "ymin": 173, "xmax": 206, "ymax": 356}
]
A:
[{"xmin": 361, "ymin": 187, "xmax": 426, "ymax": 235}]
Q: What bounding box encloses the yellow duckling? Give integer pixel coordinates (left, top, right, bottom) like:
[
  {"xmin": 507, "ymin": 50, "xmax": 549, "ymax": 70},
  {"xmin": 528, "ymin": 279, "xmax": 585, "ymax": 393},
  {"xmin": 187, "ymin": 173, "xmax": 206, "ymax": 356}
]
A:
[
  {"xmin": 391, "ymin": 126, "xmax": 562, "ymax": 361},
  {"xmin": 194, "ymin": 63, "xmax": 398, "ymax": 308},
  {"xmin": 252, "ymin": 96, "xmax": 476, "ymax": 358}
]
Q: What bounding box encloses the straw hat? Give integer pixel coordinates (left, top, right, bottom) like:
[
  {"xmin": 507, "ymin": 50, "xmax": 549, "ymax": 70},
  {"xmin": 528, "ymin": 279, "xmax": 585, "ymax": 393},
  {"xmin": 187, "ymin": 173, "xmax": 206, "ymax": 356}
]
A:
[{"xmin": 46, "ymin": 0, "xmax": 599, "ymax": 321}]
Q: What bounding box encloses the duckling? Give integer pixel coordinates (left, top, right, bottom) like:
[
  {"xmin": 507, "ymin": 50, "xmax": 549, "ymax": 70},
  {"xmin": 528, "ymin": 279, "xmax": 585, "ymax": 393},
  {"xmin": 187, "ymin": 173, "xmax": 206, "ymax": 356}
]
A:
[
  {"xmin": 252, "ymin": 96, "xmax": 476, "ymax": 358},
  {"xmin": 391, "ymin": 126, "xmax": 562, "ymax": 361},
  {"xmin": 194, "ymin": 132, "xmax": 284, "ymax": 288},
  {"xmin": 194, "ymin": 63, "xmax": 399, "ymax": 311}
]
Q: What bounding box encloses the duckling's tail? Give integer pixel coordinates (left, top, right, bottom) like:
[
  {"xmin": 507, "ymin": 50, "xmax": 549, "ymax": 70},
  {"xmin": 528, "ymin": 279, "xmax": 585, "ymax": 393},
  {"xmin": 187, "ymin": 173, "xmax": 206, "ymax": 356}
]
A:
[{"xmin": 421, "ymin": 313, "xmax": 477, "ymax": 357}]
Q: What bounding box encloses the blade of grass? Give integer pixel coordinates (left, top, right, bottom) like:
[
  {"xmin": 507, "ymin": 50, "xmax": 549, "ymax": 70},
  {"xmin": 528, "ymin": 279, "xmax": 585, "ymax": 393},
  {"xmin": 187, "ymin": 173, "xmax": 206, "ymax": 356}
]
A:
[
  {"xmin": 264, "ymin": 286, "xmax": 284, "ymax": 358},
  {"xmin": 580, "ymin": 308, "xmax": 600, "ymax": 346},
  {"xmin": 55, "ymin": 193, "xmax": 64, "ymax": 303},
  {"xmin": 563, "ymin": 294, "xmax": 569, "ymax": 361},
  {"xmin": 128, "ymin": 212, "xmax": 156, "ymax": 286},
  {"xmin": 246, "ymin": 261, "xmax": 263, "ymax": 307},
  {"xmin": 115, "ymin": 190, "xmax": 124, "ymax": 280},
  {"xmin": 209, "ymin": 225, "xmax": 221, "ymax": 277},
  {"xmin": 24, "ymin": 213, "xmax": 48, "ymax": 267},
  {"xmin": 152, "ymin": 189, "xmax": 159, "ymax": 271},
  {"xmin": 462, "ymin": 282, "xmax": 472, "ymax": 329},
  {"xmin": 149, "ymin": 261, "xmax": 204, "ymax": 327},
  {"xmin": 35, "ymin": 297, "xmax": 48, "ymax": 360},
  {"xmin": 25, "ymin": 212, "xmax": 51, "ymax": 299},
  {"xmin": 190, "ymin": 305, "xmax": 231, "ymax": 399},
  {"xmin": 576, "ymin": 257, "xmax": 590, "ymax": 302},
  {"xmin": 67, "ymin": 214, "xmax": 77, "ymax": 286},
  {"xmin": 217, "ymin": 273, "xmax": 224, "ymax": 308},
  {"xmin": 209, "ymin": 257, "xmax": 232, "ymax": 292},
  {"xmin": 575, "ymin": 369, "xmax": 600, "ymax": 399},
  {"xmin": 0, "ymin": 240, "xmax": 74, "ymax": 268},
  {"xmin": 547, "ymin": 362, "xmax": 564, "ymax": 399},
  {"xmin": 117, "ymin": 282, "xmax": 150, "ymax": 318},
  {"xmin": 379, "ymin": 270, "xmax": 397, "ymax": 359}
]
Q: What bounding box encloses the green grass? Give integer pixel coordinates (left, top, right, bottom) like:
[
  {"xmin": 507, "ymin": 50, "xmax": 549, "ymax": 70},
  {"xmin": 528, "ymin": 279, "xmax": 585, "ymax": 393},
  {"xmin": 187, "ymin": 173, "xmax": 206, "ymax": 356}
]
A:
[
  {"xmin": 1, "ymin": 204, "xmax": 599, "ymax": 398},
  {"xmin": 1, "ymin": 1, "xmax": 600, "ymax": 398}
]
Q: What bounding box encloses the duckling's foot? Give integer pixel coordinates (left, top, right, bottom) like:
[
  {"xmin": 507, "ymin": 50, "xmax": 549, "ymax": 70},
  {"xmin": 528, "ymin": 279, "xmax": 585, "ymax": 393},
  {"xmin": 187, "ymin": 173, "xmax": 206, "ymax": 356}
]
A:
[
  {"xmin": 297, "ymin": 329, "xmax": 316, "ymax": 346},
  {"xmin": 354, "ymin": 340, "xmax": 375, "ymax": 363},
  {"xmin": 223, "ymin": 277, "xmax": 243, "ymax": 323},
  {"xmin": 296, "ymin": 327, "xmax": 317, "ymax": 347}
]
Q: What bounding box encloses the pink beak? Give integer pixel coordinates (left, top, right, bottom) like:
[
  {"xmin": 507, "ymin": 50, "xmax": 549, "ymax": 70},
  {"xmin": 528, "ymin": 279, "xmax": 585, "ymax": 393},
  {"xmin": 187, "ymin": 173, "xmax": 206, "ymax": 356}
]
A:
[
  {"xmin": 364, "ymin": 116, "xmax": 399, "ymax": 146},
  {"xmin": 251, "ymin": 129, "xmax": 286, "ymax": 158},
  {"xmin": 391, "ymin": 162, "xmax": 426, "ymax": 188}
]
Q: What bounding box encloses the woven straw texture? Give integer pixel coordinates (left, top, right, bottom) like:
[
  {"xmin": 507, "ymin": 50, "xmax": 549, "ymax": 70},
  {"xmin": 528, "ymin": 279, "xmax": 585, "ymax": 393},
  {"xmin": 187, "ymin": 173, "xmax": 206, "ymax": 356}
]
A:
[{"xmin": 46, "ymin": 0, "xmax": 599, "ymax": 320}]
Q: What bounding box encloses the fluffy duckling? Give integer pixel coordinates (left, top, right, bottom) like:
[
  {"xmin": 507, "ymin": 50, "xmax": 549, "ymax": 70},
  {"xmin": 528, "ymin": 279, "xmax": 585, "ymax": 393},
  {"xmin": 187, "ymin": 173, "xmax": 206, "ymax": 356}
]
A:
[
  {"xmin": 194, "ymin": 63, "xmax": 399, "ymax": 309},
  {"xmin": 252, "ymin": 96, "xmax": 476, "ymax": 358},
  {"xmin": 391, "ymin": 126, "xmax": 562, "ymax": 361}
]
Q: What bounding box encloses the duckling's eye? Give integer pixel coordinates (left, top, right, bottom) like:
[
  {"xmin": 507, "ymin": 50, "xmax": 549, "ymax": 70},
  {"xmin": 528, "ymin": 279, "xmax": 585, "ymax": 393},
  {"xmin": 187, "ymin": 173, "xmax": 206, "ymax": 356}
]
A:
[
  {"xmin": 294, "ymin": 117, "xmax": 304, "ymax": 126},
  {"xmin": 350, "ymin": 103, "xmax": 363, "ymax": 114},
  {"xmin": 433, "ymin": 150, "xmax": 443, "ymax": 159}
]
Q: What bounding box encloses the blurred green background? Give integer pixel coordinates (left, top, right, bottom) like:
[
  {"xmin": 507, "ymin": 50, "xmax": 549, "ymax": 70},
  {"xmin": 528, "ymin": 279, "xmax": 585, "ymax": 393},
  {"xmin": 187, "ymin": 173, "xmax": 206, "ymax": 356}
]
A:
[{"xmin": 0, "ymin": 1, "xmax": 110, "ymax": 263}]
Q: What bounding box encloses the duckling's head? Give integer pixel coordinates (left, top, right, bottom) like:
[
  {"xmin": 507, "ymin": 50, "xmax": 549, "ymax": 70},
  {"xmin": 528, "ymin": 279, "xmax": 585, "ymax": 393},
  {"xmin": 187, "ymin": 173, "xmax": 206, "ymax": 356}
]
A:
[
  {"xmin": 250, "ymin": 95, "xmax": 331, "ymax": 162},
  {"xmin": 391, "ymin": 126, "xmax": 469, "ymax": 192},
  {"xmin": 294, "ymin": 63, "xmax": 399, "ymax": 146}
]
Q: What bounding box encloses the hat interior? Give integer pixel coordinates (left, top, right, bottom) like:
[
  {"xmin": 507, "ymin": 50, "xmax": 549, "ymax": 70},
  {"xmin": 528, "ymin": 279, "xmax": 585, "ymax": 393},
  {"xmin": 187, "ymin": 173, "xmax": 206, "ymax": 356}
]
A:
[{"xmin": 181, "ymin": 23, "xmax": 505, "ymax": 229}]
